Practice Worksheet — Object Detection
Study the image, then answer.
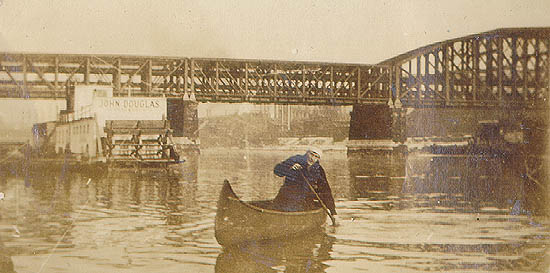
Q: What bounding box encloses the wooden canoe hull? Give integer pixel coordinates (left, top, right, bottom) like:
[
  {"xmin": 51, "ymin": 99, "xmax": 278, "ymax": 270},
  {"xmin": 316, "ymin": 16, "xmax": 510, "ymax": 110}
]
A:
[{"xmin": 215, "ymin": 180, "xmax": 326, "ymax": 247}]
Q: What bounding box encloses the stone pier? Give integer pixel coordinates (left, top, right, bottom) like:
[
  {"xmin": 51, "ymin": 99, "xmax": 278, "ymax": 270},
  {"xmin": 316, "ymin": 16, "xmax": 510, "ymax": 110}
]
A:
[
  {"xmin": 167, "ymin": 98, "xmax": 200, "ymax": 152},
  {"xmin": 349, "ymin": 104, "xmax": 548, "ymax": 146}
]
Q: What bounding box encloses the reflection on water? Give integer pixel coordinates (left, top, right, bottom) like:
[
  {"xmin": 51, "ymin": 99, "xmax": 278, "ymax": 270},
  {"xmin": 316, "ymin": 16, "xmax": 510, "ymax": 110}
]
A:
[
  {"xmin": 0, "ymin": 235, "xmax": 16, "ymax": 273},
  {"xmin": 0, "ymin": 149, "xmax": 548, "ymax": 272},
  {"xmin": 345, "ymin": 151, "xmax": 549, "ymax": 272},
  {"xmin": 348, "ymin": 151, "xmax": 547, "ymax": 216},
  {"xmin": 216, "ymin": 232, "xmax": 335, "ymax": 273}
]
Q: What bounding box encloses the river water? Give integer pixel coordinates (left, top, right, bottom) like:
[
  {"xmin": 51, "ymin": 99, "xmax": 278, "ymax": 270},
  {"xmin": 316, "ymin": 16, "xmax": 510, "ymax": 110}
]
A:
[{"xmin": 0, "ymin": 148, "xmax": 549, "ymax": 272}]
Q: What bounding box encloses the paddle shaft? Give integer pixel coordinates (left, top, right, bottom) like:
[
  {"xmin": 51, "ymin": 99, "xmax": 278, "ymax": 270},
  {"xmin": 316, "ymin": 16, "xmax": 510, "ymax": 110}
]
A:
[{"xmin": 300, "ymin": 171, "xmax": 336, "ymax": 226}]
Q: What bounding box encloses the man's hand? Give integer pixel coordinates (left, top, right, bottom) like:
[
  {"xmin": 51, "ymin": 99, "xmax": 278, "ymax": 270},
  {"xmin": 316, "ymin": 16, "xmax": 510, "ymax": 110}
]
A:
[
  {"xmin": 331, "ymin": 215, "xmax": 339, "ymax": 227},
  {"xmin": 291, "ymin": 163, "xmax": 303, "ymax": 170}
]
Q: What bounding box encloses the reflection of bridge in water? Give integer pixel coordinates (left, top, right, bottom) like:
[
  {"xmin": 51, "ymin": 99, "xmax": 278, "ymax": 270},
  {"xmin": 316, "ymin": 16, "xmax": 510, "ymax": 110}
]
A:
[{"xmin": 347, "ymin": 152, "xmax": 547, "ymax": 216}]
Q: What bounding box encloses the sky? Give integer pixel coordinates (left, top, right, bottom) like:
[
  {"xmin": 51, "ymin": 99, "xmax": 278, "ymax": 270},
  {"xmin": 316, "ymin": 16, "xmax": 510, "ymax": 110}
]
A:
[
  {"xmin": 0, "ymin": 0, "xmax": 550, "ymax": 136},
  {"xmin": 1, "ymin": 0, "xmax": 549, "ymax": 64}
]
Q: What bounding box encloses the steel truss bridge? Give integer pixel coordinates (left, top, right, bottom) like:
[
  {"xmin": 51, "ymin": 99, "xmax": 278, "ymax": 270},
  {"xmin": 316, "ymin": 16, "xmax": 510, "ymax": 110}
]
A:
[{"xmin": 0, "ymin": 28, "xmax": 549, "ymax": 108}]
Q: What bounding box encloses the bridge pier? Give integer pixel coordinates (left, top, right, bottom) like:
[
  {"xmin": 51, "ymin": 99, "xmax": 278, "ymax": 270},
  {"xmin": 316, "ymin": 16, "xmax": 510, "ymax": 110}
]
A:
[
  {"xmin": 348, "ymin": 103, "xmax": 408, "ymax": 145},
  {"xmin": 403, "ymin": 107, "xmax": 546, "ymax": 139},
  {"xmin": 349, "ymin": 104, "xmax": 393, "ymax": 140},
  {"xmin": 349, "ymin": 104, "xmax": 548, "ymax": 151},
  {"xmin": 167, "ymin": 98, "xmax": 199, "ymax": 153},
  {"xmin": 348, "ymin": 103, "xmax": 549, "ymax": 214},
  {"xmin": 391, "ymin": 104, "xmax": 407, "ymax": 143}
]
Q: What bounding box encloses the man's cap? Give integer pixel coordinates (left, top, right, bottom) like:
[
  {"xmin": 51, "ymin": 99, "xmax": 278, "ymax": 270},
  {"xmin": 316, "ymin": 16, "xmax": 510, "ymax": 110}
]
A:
[{"xmin": 307, "ymin": 147, "xmax": 323, "ymax": 158}]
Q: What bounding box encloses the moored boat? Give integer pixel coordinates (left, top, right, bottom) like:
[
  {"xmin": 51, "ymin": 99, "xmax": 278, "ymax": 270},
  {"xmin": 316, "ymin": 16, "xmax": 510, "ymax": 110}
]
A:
[
  {"xmin": 31, "ymin": 84, "xmax": 199, "ymax": 167},
  {"xmin": 215, "ymin": 180, "xmax": 326, "ymax": 247}
]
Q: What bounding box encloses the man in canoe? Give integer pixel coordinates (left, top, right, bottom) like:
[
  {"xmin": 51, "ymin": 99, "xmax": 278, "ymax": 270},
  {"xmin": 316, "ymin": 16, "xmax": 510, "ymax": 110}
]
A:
[{"xmin": 273, "ymin": 148, "xmax": 337, "ymax": 217}]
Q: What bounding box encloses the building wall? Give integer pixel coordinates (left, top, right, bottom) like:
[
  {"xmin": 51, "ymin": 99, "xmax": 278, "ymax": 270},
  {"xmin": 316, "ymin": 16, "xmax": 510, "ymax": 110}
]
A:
[{"xmin": 55, "ymin": 118, "xmax": 98, "ymax": 156}]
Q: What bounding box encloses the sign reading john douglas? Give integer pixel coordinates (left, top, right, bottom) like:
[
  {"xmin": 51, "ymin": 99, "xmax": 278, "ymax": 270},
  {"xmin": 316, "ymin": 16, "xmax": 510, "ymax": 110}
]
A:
[{"xmin": 95, "ymin": 97, "xmax": 165, "ymax": 112}]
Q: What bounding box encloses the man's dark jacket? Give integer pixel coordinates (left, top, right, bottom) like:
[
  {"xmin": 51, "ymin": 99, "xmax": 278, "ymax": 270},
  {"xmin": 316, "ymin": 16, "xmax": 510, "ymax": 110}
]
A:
[{"xmin": 273, "ymin": 154, "xmax": 337, "ymax": 214}]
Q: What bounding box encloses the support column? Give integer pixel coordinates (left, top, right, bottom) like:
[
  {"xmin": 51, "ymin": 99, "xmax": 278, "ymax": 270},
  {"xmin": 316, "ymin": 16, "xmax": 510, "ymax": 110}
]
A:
[
  {"xmin": 183, "ymin": 100, "xmax": 199, "ymax": 145},
  {"xmin": 113, "ymin": 59, "xmax": 121, "ymax": 94},
  {"xmin": 141, "ymin": 59, "xmax": 152, "ymax": 95},
  {"xmin": 443, "ymin": 46, "xmax": 450, "ymax": 104},
  {"xmin": 84, "ymin": 57, "xmax": 90, "ymax": 85},
  {"xmin": 348, "ymin": 104, "xmax": 392, "ymax": 140},
  {"xmin": 167, "ymin": 98, "xmax": 199, "ymax": 154},
  {"xmin": 54, "ymin": 56, "xmax": 59, "ymax": 89},
  {"xmin": 391, "ymin": 105, "xmax": 407, "ymax": 144},
  {"xmin": 22, "ymin": 56, "xmax": 28, "ymax": 97},
  {"xmin": 497, "ymin": 38, "xmax": 503, "ymax": 102}
]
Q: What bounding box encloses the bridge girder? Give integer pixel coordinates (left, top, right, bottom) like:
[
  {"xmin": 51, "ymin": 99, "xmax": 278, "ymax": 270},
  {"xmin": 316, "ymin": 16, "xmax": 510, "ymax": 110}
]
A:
[
  {"xmin": 0, "ymin": 28, "xmax": 549, "ymax": 108},
  {"xmin": 0, "ymin": 54, "xmax": 391, "ymax": 105},
  {"xmin": 381, "ymin": 27, "xmax": 550, "ymax": 109}
]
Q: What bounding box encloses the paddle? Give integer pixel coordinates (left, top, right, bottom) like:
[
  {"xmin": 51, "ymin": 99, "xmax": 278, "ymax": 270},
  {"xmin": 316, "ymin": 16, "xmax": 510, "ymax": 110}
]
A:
[{"xmin": 300, "ymin": 171, "xmax": 337, "ymax": 226}]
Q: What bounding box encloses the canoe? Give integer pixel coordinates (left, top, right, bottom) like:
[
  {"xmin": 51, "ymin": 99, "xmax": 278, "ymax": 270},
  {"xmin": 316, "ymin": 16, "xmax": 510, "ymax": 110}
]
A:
[{"xmin": 215, "ymin": 179, "xmax": 327, "ymax": 247}]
